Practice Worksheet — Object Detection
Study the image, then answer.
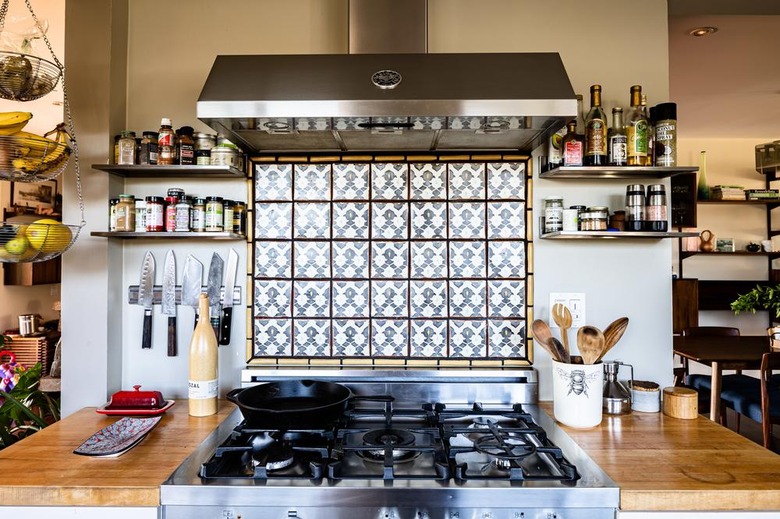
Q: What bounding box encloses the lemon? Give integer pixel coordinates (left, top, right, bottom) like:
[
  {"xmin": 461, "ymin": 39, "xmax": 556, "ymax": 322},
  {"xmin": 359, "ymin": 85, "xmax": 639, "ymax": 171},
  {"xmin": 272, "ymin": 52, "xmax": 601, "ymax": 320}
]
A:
[{"xmin": 25, "ymin": 219, "xmax": 71, "ymax": 253}]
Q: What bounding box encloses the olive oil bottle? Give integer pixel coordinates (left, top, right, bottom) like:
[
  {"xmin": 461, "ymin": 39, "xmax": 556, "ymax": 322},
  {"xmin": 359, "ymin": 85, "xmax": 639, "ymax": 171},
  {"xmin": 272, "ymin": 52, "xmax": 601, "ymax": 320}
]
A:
[
  {"xmin": 584, "ymin": 85, "xmax": 608, "ymax": 166},
  {"xmin": 626, "ymin": 85, "xmax": 649, "ymax": 166}
]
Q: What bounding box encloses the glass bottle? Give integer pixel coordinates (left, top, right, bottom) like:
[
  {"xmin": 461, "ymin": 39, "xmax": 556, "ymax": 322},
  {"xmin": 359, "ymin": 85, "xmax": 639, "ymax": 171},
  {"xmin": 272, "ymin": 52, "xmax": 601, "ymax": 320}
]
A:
[
  {"xmin": 176, "ymin": 126, "xmax": 195, "ymax": 165},
  {"xmin": 626, "ymin": 85, "xmax": 649, "ymax": 166},
  {"xmin": 643, "ymin": 95, "xmax": 655, "ymax": 166},
  {"xmin": 189, "ymin": 293, "xmax": 218, "ymax": 417},
  {"xmin": 561, "ymin": 120, "xmax": 584, "ymax": 167},
  {"xmin": 608, "ymin": 107, "xmax": 627, "ymax": 166},
  {"xmin": 584, "ymin": 85, "xmax": 608, "ymax": 166},
  {"xmin": 157, "ymin": 117, "xmax": 175, "ymax": 165},
  {"xmin": 117, "ymin": 131, "xmax": 136, "ymax": 165}
]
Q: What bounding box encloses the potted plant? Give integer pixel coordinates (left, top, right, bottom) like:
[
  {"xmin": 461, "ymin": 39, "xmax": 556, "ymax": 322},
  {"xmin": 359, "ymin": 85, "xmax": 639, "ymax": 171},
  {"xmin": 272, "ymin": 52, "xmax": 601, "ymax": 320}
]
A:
[{"xmin": 731, "ymin": 284, "xmax": 780, "ymax": 319}]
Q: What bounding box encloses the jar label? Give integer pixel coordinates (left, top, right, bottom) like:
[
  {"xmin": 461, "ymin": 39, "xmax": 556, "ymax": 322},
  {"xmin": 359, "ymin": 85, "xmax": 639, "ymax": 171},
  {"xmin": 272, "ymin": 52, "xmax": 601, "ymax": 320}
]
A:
[
  {"xmin": 188, "ymin": 378, "xmax": 218, "ymax": 400},
  {"xmin": 586, "ymin": 120, "xmax": 607, "ymax": 155},
  {"xmin": 563, "ymin": 141, "xmax": 583, "ymax": 166}
]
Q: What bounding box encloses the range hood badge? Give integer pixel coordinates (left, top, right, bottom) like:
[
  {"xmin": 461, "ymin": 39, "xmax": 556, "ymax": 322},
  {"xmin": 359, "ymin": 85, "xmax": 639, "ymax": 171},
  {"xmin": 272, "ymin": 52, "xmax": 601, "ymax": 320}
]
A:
[{"xmin": 371, "ymin": 69, "xmax": 402, "ymax": 90}]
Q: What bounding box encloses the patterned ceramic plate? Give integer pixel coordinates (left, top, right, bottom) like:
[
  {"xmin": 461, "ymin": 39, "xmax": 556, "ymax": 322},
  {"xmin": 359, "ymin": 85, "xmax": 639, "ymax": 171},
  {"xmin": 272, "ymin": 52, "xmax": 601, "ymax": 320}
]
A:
[{"xmin": 73, "ymin": 416, "xmax": 161, "ymax": 457}]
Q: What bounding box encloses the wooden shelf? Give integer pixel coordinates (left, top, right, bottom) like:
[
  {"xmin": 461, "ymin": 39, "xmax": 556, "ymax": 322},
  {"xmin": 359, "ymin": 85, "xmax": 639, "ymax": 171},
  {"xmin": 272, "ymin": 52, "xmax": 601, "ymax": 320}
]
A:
[
  {"xmin": 680, "ymin": 251, "xmax": 780, "ymax": 260},
  {"xmin": 539, "ymin": 165, "xmax": 698, "ymax": 179},
  {"xmin": 91, "ymin": 231, "xmax": 245, "ymax": 240},
  {"xmin": 91, "ymin": 164, "xmax": 245, "ymax": 178},
  {"xmin": 540, "ymin": 230, "xmax": 699, "ymax": 239}
]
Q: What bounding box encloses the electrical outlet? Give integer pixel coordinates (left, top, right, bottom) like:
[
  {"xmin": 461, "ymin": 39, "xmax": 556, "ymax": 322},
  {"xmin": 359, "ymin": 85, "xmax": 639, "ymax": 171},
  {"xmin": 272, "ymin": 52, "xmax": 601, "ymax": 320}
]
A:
[{"xmin": 549, "ymin": 292, "xmax": 586, "ymax": 327}]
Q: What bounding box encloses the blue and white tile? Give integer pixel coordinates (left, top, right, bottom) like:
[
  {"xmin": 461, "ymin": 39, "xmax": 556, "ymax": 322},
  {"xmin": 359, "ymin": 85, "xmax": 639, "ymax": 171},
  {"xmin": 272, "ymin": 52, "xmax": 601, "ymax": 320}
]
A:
[
  {"xmin": 372, "ymin": 203, "xmax": 408, "ymax": 239},
  {"xmin": 293, "ymin": 319, "xmax": 330, "ymax": 356},
  {"xmin": 256, "ymin": 118, "xmax": 294, "ymax": 132},
  {"xmin": 410, "ymin": 163, "xmax": 446, "ymax": 199},
  {"xmin": 254, "ymin": 319, "xmax": 292, "ymax": 356},
  {"xmin": 372, "ymin": 281, "xmax": 408, "ymax": 318},
  {"xmin": 372, "ymin": 241, "xmax": 408, "ymax": 279},
  {"xmin": 411, "ymin": 116, "xmax": 445, "ymax": 130},
  {"xmin": 449, "ymin": 280, "xmax": 486, "ymax": 317},
  {"xmin": 294, "ymin": 241, "xmax": 330, "ymax": 278},
  {"xmin": 255, "ymin": 164, "xmax": 292, "ymax": 201},
  {"xmin": 372, "ymin": 320, "xmax": 409, "ymax": 357},
  {"xmin": 332, "ymin": 241, "xmax": 369, "ymax": 278},
  {"xmin": 295, "ymin": 118, "xmax": 330, "ymax": 131},
  {"xmin": 487, "ymin": 202, "xmax": 525, "ymax": 239},
  {"xmin": 448, "ymin": 163, "xmax": 485, "ymax": 200},
  {"xmin": 449, "ymin": 203, "xmax": 485, "ymax": 238},
  {"xmin": 293, "ymin": 281, "xmax": 330, "ymax": 318},
  {"xmin": 333, "ymin": 117, "xmax": 370, "ymax": 131},
  {"xmin": 410, "ymin": 241, "xmax": 447, "ymax": 279},
  {"xmin": 333, "ymin": 163, "xmax": 370, "ymax": 200},
  {"xmin": 255, "ymin": 203, "xmax": 292, "ymax": 239},
  {"xmin": 447, "ymin": 116, "xmax": 483, "ymax": 130},
  {"xmin": 294, "ymin": 164, "xmax": 330, "ymax": 200},
  {"xmin": 410, "ymin": 281, "xmax": 447, "ymax": 318},
  {"xmin": 332, "ymin": 281, "xmax": 369, "ymax": 318},
  {"xmin": 488, "ymin": 320, "xmax": 525, "ymax": 358},
  {"xmin": 449, "ymin": 241, "xmax": 486, "ymax": 278},
  {"xmin": 410, "ymin": 202, "xmax": 446, "ymax": 239},
  {"xmin": 332, "ymin": 320, "xmax": 370, "ymax": 356},
  {"xmin": 254, "ymin": 280, "xmax": 291, "ymax": 318},
  {"xmin": 449, "ymin": 320, "xmax": 487, "ymax": 358},
  {"xmin": 372, "ymin": 163, "xmax": 407, "ymax": 200},
  {"xmin": 488, "ymin": 280, "xmax": 525, "ymax": 318},
  {"xmin": 487, "ymin": 162, "xmax": 525, "ymax": 199},
  {"xmin": 488, "ymin": 241, "xmax": 526, "ymax": 278},
  {"xmin": 333, "ymin": 202, "xmax": 369, "ymax": 239},
  {"xmin": 254, "ymin": 241, "xmax": 291, "ymax": 278},
  {"xmin": 294, "ymin": 203, "xmax": 330, "ymax": 239},
  {"xmin": 410, "ymin": 320, "xmax": 447, "ymax": 357}
]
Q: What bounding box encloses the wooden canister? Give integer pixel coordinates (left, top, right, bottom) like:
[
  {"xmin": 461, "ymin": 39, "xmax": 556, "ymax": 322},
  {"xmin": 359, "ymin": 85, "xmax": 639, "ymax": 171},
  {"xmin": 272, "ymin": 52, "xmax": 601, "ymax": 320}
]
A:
[{"xmin": 662, "ymin": 386, "xmax": 698, "ymax": 419}]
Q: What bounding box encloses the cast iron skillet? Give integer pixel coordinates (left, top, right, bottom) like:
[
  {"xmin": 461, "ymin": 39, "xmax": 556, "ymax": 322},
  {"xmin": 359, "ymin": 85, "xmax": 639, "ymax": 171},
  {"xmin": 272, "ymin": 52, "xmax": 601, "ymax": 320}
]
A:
[{"xmin": 227, "ymin": 379, "xmax": 393, "ymax": 429}]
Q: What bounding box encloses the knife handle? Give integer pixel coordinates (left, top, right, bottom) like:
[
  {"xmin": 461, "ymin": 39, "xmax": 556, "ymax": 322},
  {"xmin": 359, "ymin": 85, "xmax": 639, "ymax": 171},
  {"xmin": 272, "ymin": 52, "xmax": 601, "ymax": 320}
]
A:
[
  {"xmin": 194, "ymin": 309, "xmax": 200, "ymax": 330},
  {"xmin": 210, "ymin": 310, "xmax": 220, "ymax": 338},
  {"xmin": 167, "ymin": 316, "xmax": 177, "ymax": 356},
  {"xmin": 142, "ymin": 310, "xmax": 152, "ymax": 349},
  {"xmin": 219, "ymin": 306, "xmax": 232, "ymax": 345}
]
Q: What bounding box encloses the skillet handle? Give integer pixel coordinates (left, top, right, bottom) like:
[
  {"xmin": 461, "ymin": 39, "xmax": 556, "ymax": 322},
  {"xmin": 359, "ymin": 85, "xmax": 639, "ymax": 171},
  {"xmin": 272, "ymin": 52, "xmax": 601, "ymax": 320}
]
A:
[
  {"xmin": 351, "ymin": 395, "xmax": 394, "ymax": 403},
  {"xmin": 226, "ymin": 387, "xmax": 244, "ymax": 404}
]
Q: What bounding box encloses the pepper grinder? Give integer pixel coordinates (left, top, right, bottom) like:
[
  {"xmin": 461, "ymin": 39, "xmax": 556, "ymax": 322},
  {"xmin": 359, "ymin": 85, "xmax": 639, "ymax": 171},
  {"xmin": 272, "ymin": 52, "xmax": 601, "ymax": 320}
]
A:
[{"xmin": 625, "ymin": 184, "xmax": 645, "ymax": 232}]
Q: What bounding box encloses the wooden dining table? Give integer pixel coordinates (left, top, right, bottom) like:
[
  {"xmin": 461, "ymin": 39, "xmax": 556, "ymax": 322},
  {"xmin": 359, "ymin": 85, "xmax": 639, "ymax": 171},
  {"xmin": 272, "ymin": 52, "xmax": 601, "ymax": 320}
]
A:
[{"xmin": 673, "ymin": 335, "xmax": 772, "ymax": 422}]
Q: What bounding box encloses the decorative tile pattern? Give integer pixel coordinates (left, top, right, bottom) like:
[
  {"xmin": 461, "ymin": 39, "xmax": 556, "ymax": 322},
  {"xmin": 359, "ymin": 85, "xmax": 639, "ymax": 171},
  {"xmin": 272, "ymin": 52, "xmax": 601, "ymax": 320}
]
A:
[
  {"xmin": 294, "ymin": 118, "xmax": 331, "ymax": 131},
  {"xmin": 294, "ymin": 241, "xmax": 330, "ymax": 278},
  {"xmin": 332, "ymin": 241, "xmax": 369, "ymax": 278},
  {"xmin": 293, "ymin": 319, "xmax": 330, "ymax": 356},
  {"xmin": 449, "ymin": 280, "xmax": 486, "ymax": 317},
  {"xmin": 333, "ymin": 117, "xmax": 370, "ymax": 131},
  {"xmin": 333, "ymin": 163, "xmax": 370, "ymax": 200},
  {"xmin": 448, "ymin": 163, "xmax": 485, "ymax": 200},
  {"xmin": 449, "ymin": 203, "xmax": 485, "ymax": 238},
  {"xmin": 372, "ymin": 320, "xmax": 409, "ymax": 357},
  {"xmin": 254, "ymin": 319, "xmax": 291, "ymax": 356},
  {"xmin": 255, "ymin": 241, "xmax": 291, "ymax": 278},
  {"xmin": 488, "ymin": 280, "xmax": 525, "ymax": 318},
  {"xmin": 450, "ymin": 320, "xmax": 487, "ymax": 357},
  {"xmin": 333, "ymin": 203, "xmax": 369, "ymax": 239},
  {"xmin": 332, "ymin": 281, "xmax": 369, "ymax": 317},
  {"xmin": 410, "ymin": 163, "xmax": 446, "ymax": 199},
  {"xmin": 294, "ymin": 203, "xmax": 330, "ymax": 239},
  {"xmin": 488, "ymin": 241, "xmax": 525, "ymax": 278},
  {"xmin": 372, "ymin": 281, "xmax": 408, "ymax": 318},
  {"xmin": 487, "ymin": 162, "xmax": 525, "ymax": 200},
  {"xmin": 411, "ymin": 116, "xmax": 445, "ymax": 130},
  {"xmin": 372, "ymin": 163, "xmax": 407, "ymax": 200},
  {"xmin": 449, "ymin": 241, "xmax": 486, "ymax": 278},
  {"xmin": 294, "ymin": 164, "xmax": 330, "ymax": 200},
  {"xmin": 255, "ymin": 203, "xmax": 292, "ymax": 239},
  {"xmin": 411, "ymin": 241, "xmax": 447, "ymax": 279},
  {"xmin": 332, "ymin": 320, "xmax": 370, "ymax": 356},
  {"xmin": 487, "ymin": 202, "xmax": 525, "ymax": 239},
  {"xmin": 489, "ymin": 320, "xmax": 525, "ymax": 358},
  {"xmin": 410, "ymin": 281, "xmax": 447, "ymax": 318},
  {"xmin": 372, "ymin": 203, "xmax": 408, "ymax": 239},
  {"xmin": 447, "ymin": 117, "xmax": 483, "ymax": 130},
  {"xmin": 411, "ymin": 202, "xmax": 446, "ymax": 239},
  {"xmin": 293, "ymin": 281, "xmax": 330, "ymax": 318},
  {"xmin": 372, "ymin": 242, "xmax": 408, "ymax": 279},
  {"xmin": 254, "ymin": 280, "xmax": 291, "ymax": 317},
  {"xmin": 255, "ymin": 164, "xmax": 292, "ymax": 201},
  {"xmin": 410, "ymin": 320, "xmax": 447, "ymax": 357}
]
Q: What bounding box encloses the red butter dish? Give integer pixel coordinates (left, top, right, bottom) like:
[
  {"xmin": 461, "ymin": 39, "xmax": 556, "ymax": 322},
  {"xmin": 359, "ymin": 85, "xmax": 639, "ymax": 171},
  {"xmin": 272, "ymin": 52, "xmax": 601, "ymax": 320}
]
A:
[{"xmin": 96, "ymin": 385, "xmax": 175, "ymax": 416}]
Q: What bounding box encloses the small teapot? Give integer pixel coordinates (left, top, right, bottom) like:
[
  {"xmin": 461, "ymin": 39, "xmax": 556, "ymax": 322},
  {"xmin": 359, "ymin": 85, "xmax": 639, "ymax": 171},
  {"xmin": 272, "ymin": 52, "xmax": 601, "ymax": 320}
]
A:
[
  {"xmin": 700, "ymin": 229, "xmax": 715, "ymax": 252},
  {"xmin": 746, "ymin": 242, "xmax": 762, "ymax": 253}
]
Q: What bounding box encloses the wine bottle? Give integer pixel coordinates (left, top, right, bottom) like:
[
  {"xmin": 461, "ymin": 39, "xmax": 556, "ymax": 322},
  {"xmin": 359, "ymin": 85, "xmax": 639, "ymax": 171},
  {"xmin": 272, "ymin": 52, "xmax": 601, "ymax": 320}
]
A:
[
  {"xmin": 561, "ymin": 120, "xmax": 584, "ymax": 167},
  {"xmin": 584, "ymin": 85, "xmax": 608, "ymax": 165},
  {"xmin": 608, "ymin": 107, "xmax": 627, "ymax": 166},
  {"xmin": 626, "ymin": 85, "xmax": 649, "ymax": 166},
  {"xmin": 642, "ymin": 95, "xmax": 655, "ymax": 166},
  {"xmin": 189, "ymin": 293, "xmax": 218, "ymax": 417}
]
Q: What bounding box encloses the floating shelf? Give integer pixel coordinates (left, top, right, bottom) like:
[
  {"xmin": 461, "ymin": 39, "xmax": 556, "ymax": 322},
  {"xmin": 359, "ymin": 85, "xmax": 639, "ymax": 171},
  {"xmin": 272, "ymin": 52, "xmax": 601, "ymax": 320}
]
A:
[
  {"xmin": 698, "ymin": 199, "xmax": 780, "ymax": 206},
  {"xmin": 92, "ymin": 164, "xmax": 245, "ymax": 178},
  {"xmin": 539, "ymin": 166, "xmax": 698, "ymax": 179},
  {"xmin": 540, "ymin": 230, "xmax": 699, "ymax": 239},
  {"xmin": 680, "ymin": 250, "xmax": 780, "ymax": 260},
  {"xmin": 91, "ymin": 231, "xmax": 245, "ymax": 240}
]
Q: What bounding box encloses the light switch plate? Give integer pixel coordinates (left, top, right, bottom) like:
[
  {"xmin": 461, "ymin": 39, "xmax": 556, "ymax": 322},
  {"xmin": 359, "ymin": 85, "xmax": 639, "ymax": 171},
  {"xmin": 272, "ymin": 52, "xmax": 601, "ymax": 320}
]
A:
[{"xmin": 550, "ymin": 292, "xmax": 586, "ymax": 327}]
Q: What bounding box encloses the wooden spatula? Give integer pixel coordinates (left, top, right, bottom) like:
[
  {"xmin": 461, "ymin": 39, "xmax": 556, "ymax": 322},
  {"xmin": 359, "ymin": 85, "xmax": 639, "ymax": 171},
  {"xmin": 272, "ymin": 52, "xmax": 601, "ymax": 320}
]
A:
[
  {"xmin": 532, "ymin": 319, "xmax": 563, "ymax": 362},
  {"xmin": 597, "ymin": 317, "xmax": 629, "ymax": 362},
  {"xmin": 577, "ymin": 325, "xmax": 606, "ymax": 365},
  {"xmin": 551, "ymin": 303, "xmax": 572, "ymax": 359}
]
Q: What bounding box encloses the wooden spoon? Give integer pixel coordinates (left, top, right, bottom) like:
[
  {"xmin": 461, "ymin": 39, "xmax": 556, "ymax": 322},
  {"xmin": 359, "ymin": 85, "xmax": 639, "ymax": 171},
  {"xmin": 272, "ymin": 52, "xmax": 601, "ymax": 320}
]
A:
[
  {"xmin": 577, "ymin": 325, "xmax": 606, "ymax": 365},
  {"xmin": 550, "ymin": 336, "xmax": 570, "ymax": 364},
  {"xmin": 531, "ymin": 319, "xmax": 562, "ymax": 362},
  {"xmin": 597, "ymin": 317, "xmax": 630, "ymax": 362},
  {"xmin": 551, "ymin": 303, "xmax": 573, "ymax": 359}
]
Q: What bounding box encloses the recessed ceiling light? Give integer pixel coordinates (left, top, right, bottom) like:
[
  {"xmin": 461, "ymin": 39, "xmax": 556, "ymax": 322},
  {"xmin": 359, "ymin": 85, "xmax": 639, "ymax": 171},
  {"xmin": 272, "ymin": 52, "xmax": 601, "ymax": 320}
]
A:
[{"xmin": 688, "ymin": 26, "xmax": 718, "ymax": 37}]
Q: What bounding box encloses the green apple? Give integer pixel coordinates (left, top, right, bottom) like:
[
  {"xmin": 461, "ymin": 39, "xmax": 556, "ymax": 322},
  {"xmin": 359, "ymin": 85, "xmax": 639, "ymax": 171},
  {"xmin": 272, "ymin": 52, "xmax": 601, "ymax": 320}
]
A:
[{"xmin": 5, "ymin": 236, "xmax": 29, "ymax": 256}]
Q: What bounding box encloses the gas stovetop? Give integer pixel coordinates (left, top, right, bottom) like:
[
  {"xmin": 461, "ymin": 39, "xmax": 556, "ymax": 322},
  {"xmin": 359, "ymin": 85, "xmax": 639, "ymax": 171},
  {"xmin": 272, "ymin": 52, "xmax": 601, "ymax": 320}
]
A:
[{"xmin": 162, "ymin": 370, "xmax": 618, "ymax": 519}]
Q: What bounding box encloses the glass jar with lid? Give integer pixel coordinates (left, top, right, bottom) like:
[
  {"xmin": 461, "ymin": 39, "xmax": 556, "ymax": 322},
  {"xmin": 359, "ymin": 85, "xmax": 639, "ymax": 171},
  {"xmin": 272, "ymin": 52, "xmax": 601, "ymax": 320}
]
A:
[
  {"xmin": 115, "ymin": 194, "xmax": 136, "ymax": 231},
  {"xmin": 544, "ymin": 196, "xmax": 564, "ymax": 233},
  {"xmin": 117, "ymin": 131, "xmax": 136, "ymax": 165},
  {"xmin": 205, "ymin": 196, "xmax": 224, "ymax": 232}
]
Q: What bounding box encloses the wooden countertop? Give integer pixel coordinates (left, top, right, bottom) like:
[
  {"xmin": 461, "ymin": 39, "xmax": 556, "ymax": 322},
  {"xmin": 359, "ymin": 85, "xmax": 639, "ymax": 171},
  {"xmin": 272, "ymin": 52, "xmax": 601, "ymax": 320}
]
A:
[
  {"xmin": 540, "ymin": 402, "xmax": 780, "ymax": 511},
  {"xmin": 0, "ymin": 401, "xmax": 234, "ymax": 507}
]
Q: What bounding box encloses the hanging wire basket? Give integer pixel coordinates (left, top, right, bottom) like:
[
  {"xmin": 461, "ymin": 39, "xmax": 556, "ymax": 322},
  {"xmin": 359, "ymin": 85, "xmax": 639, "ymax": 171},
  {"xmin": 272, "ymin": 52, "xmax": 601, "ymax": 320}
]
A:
[
  {"xmin": 0, "ymin": 220, "xmax": 80, "ymax": 262},
  {"xmin": 0, "ymin": 123, "xmax": 71, "ymax": 181},
  {"xmin": 0, "ymin": 50, "xmax": 61, "ymax": 101}
]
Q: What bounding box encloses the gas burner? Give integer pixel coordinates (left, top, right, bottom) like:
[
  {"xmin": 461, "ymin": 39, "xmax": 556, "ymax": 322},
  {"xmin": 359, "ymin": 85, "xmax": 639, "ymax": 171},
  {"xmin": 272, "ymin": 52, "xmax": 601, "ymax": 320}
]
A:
[
  {"xmin": 471, "ymin": 416, "xmax": 498, "ymax": 428},
  {"xmin": 251, "ymin": 442, "xmax": 296, "ymax": 471},
  {"xmin": 357, "ymin": 428, "xmax": 420, "ymax": 463},
  {"xmin": 474, "ymin": 432, "xmax": 537, "ymax": 464}
]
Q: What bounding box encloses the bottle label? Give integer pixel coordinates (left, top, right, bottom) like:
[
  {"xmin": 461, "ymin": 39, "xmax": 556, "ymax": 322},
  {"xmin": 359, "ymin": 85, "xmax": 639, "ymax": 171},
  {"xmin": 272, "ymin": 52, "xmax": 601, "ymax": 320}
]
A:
[
  {"xmin": 159, "ymin": 132, "xmax": 174, "ymax": 147},
  {"xmin": 563, "ymin": 140, "xmax": 583, "ymax": 166},
  {"xmin": 189, "ymin": 378, "xmax": 218, "ymax": 400},
  {"xmin": 609, "ymin": 134, "xmax": 628, "ymax": 165},
  {"xmin": 655, "ymin": 121, "xmax": 676, "ymax": 167},
  {"xmin": 627, "ymin": 121, "xmax": 648, "ymax": 157},
  {"xmin": 548, "ymin": 127, "xmax": 566, "ymax": 166},
  {"xmin": 586, "ymin": 120, "xmax": 607, "ymax": 155}
]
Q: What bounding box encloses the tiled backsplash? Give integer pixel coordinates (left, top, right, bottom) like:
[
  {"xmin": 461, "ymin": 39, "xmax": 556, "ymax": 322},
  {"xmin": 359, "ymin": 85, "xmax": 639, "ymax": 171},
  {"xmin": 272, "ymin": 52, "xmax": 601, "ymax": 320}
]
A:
[{"xmin": 251, "ymin": 157, "xmax": 530, "ymax": 362}]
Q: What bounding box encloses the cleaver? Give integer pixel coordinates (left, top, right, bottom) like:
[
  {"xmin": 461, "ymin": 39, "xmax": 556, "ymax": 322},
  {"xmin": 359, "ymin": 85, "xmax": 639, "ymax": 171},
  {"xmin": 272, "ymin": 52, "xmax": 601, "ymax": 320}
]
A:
[{"xmin": 138, "ymin": 251, "xmax": 155, "ymax": 349}]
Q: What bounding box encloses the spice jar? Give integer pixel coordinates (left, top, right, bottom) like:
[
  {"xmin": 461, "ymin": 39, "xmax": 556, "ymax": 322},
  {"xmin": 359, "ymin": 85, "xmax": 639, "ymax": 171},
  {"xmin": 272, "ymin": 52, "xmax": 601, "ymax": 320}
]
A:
[
  {"xmin": 175, "ymin": 196, "xmax": 192, "ymax": 232},
  {"xmin": 205, "ymin": 197, "xmax": 224, "ymax": 232},
  {"xmin": 609, "ymin": 210, "xmax": 626, "ymax": 231},
  {"xmin": 108, "ymin": 198, "xmax": 119, "ymax": 231},
  {"xmin": 586, "ymin": 206, "xmax": 608, "ymax": 231},
  {"xmin": 145, "ymin": 196, "xmax": 165, "ymax": 232},
  {"xmin": 138, "ymin": 131, "xmax": 158, "ymax": 165},
  {"xmin": 233, "ymin": 201, "xmax": 246, "ymax": 234},
  {"xmin": 175, "ymin": 126, "xmax": 195, "ymax": 165},
  {"xmin": 223, "ymin": 200, "xmax": 235, "ymax": 234},
  {"xmin": 192, "ymin": 197, "xmax": 207, "ymax": 232},
  {"xmin": 117, "ymin": 131, "xmax": 136, "ymax": 165},
  {"xmin": 115, "ymin": 194, "xmax": 136, "ymax": 232},
  {"xmin": 194, "ymin": 133, "xmax": 216, "ymax": 166},
  {"xmin": 654, "ymin": 103, "xmax": 677, "ymax": 167},
  {"xmin": 210, "ymin": 143, "xmax": 240, "ymax": 168},
  {"xmin": 544, "ymin": 196, "xmax": 564, "ymax": 233},
  {"xmin": 134, "ymin": 199, "xmax": 147, "ymax": 232}
]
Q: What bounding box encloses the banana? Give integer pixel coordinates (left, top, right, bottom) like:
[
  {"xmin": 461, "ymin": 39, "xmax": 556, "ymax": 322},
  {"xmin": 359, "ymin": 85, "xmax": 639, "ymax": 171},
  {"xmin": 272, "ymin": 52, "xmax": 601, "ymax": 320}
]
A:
[
  {"xmin": 0, "ymin": 111, "xmax": 32, "ymax": 135},
  {"xmin": 11, "ymin": 123, "xmax": 70, "ymax": 173}
]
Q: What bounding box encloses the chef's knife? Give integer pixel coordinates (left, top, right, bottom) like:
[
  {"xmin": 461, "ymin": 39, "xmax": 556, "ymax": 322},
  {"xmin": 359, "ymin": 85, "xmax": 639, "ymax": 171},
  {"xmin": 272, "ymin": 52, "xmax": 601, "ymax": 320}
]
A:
[
  {"xmin": 181, "ymin": 254, "xmax": 204, "ymax": 329},
  {"xmin": 219, "ymin": 248, "xmax": 239, "ymax": 345},
  {"xmin": 138, "ymin": 251, "xmax": 155, "ymax": 350},
  {"xmin": 206, "ymin": 252, "xmax": 224, "ymax": 337},
  {"xmin": 161, "ymin": 250, "xmax": 177, "ymax": 356}
]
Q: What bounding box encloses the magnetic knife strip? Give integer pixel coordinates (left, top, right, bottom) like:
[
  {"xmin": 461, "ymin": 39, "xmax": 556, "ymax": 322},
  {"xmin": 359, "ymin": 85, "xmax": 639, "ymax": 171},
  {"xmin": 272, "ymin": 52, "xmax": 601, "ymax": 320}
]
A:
[{"xmin": 127, "ymin": 286, "xmax": 241, "ymax": 305}]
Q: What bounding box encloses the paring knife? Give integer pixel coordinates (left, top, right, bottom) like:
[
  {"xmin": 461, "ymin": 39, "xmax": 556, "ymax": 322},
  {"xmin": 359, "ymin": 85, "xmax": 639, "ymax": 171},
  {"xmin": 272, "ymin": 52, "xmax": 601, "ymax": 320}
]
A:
[
  {"xmin": 181, "ymin": 254, "xmax": 204, "ymax": 329},
  {"xmin": 219, "ymin": 248, "xmax": 239, "ymax": 346},
  {"xmin": 161, "ymin": 250, "xmax": 177, "ymax": 356},
  {"xmin": 138, "ymin": 251, "xmax": 155, "ymax": 350},
  {"xmin": 206, "ymin": 252, "xmax": 224, "ymax": 337}
]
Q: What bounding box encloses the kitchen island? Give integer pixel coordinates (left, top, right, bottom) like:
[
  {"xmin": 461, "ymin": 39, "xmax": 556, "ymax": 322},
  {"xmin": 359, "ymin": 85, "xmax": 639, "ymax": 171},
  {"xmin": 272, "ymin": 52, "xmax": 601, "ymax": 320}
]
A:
[{"xmin": 0, "ymin": 402, "xmax": 779, "ymax": 515}]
